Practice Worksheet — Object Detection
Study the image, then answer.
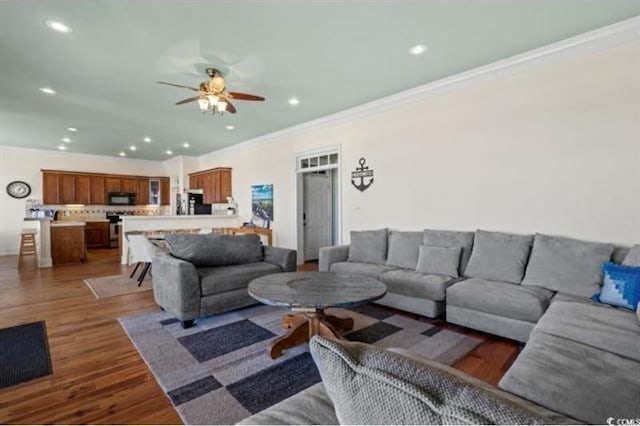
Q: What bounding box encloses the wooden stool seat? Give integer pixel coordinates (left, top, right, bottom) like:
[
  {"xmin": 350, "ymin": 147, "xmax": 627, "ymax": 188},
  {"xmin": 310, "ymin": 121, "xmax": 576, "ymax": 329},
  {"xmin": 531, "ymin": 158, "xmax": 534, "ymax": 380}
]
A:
[{"xmin": 19, "ymin": 229, "xmax": 38, "ymax": 267}]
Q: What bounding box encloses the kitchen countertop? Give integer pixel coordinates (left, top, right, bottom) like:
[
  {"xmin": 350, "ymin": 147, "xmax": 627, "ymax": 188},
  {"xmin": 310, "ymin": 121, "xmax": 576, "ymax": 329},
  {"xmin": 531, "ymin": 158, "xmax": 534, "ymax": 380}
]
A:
[
  {"xmin": 24, "ymin": 217, "xmax": 53, "ymax": 221},
  {"xmin": 51, "ymin": 221, "xmax": 86, "ymax": 227},
  {"xmin": 122, "ymin": 214, "xmax": 238, "ymax": 220}
]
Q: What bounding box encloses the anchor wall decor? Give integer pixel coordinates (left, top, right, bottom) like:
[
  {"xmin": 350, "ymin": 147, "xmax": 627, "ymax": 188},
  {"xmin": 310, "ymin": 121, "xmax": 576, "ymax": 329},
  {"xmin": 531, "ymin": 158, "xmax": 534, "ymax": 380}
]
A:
[{"xmin": 351, "ymin": 158, "xmax": 374, "ymax": 192}]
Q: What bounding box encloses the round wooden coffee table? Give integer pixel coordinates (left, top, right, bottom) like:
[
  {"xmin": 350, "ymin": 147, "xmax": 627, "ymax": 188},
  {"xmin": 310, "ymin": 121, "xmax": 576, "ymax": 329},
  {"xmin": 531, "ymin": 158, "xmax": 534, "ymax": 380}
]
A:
[{"xmin": 248, "ymin": 272, "xmax": 387, "ymax": 359}]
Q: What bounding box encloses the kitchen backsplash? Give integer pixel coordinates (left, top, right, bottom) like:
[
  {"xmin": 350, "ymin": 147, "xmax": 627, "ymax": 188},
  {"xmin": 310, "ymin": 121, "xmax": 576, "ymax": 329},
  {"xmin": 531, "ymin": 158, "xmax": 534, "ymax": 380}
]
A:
[{"xmin": 42, "ymin": 205, "xmax": 171, "ymax": 221}]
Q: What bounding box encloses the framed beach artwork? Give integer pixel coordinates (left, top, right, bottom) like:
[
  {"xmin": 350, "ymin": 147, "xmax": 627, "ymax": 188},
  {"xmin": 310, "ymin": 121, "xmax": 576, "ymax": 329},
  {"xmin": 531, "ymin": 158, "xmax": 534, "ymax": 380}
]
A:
[{"xmin": 251, "ymin": 184, "xmax": 273, "ymax": 228}]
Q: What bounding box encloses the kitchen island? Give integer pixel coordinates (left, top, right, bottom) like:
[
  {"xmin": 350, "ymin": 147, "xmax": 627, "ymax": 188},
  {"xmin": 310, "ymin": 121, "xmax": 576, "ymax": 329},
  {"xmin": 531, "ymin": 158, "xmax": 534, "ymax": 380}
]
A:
[{"xmin": 120, "ymin": 215, "xmax": 241, "ymax": 265}]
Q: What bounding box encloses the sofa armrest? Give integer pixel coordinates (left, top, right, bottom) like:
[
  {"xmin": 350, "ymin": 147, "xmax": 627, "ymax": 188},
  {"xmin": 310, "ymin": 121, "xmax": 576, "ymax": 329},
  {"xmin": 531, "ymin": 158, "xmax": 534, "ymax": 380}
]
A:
[
  {"xmin": 264, "ymin": 246, "xmax": 297, "ymax": 272},
  {"xmin": 319, "ymin": 245, "xmax": 350, "ymax": 272},
  {"xmin": 152, "ymin": 253, "xmax": 201, "ymax": 321}
]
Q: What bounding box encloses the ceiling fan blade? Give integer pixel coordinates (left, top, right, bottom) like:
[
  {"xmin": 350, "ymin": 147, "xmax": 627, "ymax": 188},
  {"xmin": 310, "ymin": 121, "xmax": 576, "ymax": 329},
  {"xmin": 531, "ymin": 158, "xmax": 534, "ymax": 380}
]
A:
[
  {"xmin": 157, "ymin": 81, "xmax": 199, "ymax": 91},
  {"xmin": 226, "ymin": 100, "xmax": 237, "ymax": 114},
  {"xmin": 176, "ymin": 96, "xmax": 200, "ymax": 105},
  {"xmin": 228, "ymin": 92, "xmax": 265, "ymax": 101}
]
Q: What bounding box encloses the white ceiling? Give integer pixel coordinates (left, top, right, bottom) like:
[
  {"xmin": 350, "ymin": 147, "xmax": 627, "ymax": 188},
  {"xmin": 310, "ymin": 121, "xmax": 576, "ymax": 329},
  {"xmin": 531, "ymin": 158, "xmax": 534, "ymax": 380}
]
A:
[{"xmin": 1, "ymin": 1, "xmax": 639, "ymax": 160}]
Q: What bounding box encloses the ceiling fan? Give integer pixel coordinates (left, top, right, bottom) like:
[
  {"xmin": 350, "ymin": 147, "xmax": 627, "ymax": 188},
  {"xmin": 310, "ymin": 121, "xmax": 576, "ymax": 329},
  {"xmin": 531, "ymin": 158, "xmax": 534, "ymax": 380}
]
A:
[{"xmin": 158, "ymin": 67, "xmax": 265, "ymax": 115}]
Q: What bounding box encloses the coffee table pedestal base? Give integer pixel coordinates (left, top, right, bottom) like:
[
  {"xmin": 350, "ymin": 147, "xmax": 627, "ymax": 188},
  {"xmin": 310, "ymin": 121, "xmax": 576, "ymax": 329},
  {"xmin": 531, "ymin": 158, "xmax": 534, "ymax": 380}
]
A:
[{"xmin": 269, "ymin": 309, "xmax": 354, "ymax": 359}]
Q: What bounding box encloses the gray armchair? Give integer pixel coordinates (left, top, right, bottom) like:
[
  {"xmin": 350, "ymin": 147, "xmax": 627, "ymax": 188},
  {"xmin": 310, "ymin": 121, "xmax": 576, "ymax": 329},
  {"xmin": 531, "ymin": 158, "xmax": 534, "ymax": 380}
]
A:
[{"xmin": 152, "ymin": 234, "xmax": 296, "ymax": 328}]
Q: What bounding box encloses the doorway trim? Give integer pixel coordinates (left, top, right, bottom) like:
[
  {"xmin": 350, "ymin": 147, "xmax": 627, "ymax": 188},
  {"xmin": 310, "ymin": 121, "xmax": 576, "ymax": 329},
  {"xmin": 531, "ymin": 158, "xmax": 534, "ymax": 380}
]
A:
[{"xmin": 294, "ymin": 145, "xmax": 342, "ymax": 265}]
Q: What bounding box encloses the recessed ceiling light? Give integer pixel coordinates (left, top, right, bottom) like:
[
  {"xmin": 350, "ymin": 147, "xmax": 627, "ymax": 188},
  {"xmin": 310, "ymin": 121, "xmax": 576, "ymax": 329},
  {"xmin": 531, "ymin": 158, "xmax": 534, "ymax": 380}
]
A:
[
  {"xmin": 288, "ymin": 97, "xmax": 300, "ymax": 106},
  {"xmin": 39, "ymin": 87, "xmax": 56, "ymax": 95},
  {"xmin": 62, "ymin": 137, "xmax": 71, "ymax": 143},
  {"xmin": 143, "ymin": 136, "xmax": 151, "ymax": 143},
  {"xmin": 408, "ymin": 44, "xmax": 427, "ymax": 55},
  {"xmin": 119, "ymin": 152, "xmax": 126, "ymax": 157},
  {"xmin": 58, "ymin": 145, "xmax": 66, "ymax": 151},
  {"xmin": 45, "ymin": 20, "xmax": 72, "ymax": 34},
  {"xmin": 67, "ymin": 127, "xmax": 77, "ymax": 132},
  {"xmin": 166, "ymin": 150, "xmax": 173, "ymax": 155},
  {"xmin": 226, "ymin": 125, "xmax": 235, "ymax": 131},
  {"xmin": 182, "ymin": 142, "xmax": 190, "ymax": 148},
  {"xmin": 130, "ymin": 145, "xmax": 137, "ymax": 151}
]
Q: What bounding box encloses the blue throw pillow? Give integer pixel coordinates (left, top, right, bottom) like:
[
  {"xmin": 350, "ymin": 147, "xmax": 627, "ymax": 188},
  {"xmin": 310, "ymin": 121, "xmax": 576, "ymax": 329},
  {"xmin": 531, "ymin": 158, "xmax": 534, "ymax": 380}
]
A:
[{"xmin": 593, "ymin": 262, "xmax": 640, "ymax": 310}]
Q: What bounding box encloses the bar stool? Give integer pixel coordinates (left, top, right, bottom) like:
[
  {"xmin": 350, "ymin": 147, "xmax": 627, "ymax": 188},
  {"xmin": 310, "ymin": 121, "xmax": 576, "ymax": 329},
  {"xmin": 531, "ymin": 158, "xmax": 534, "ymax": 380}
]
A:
[{"xmin": 18, "ymin": 228, "xmax": 38, "ymax": 267}]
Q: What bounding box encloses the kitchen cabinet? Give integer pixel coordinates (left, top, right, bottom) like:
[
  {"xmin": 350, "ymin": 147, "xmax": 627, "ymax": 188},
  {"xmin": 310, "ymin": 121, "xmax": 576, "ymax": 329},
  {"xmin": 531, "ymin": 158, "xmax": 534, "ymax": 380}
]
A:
[
  {"xmin": 51, "ymin": 224, "xmax": 86, "ymax": 264},
  {"xmin": 137, "ymin": 178, "xmax": 150, "ymax": 205},
  {"xmin": 121, "ymin": 178, "xmax": 138, "ymax": 194},
  {"xmin": 105, "ymin": 177, "xmax": 121, "ymax": 194},
  {"xmin": 89, "ymin": 176, "xmax": 105, "ymax": 205},
  {"xmin": 43, "ymin": 172, "xmax": 59, "ymax": 204},
  {"xmin": 160, "ymin": 177, "xmax": 170, "ymax": 206},
  {"xmin": 75, "ymin": 175, "xmax": 91, "ymax": 205},
  {"xmin": 42, "ymin": 170, "xmax": 170, "ymax": 206},
  {"xmin": 59, "ymin": 174, "xmax": 76, "ymax": 204},
  {"xmin": 188, "ymin": 167, "xmax": 232, "ymax": 204},
  {"xmin": 85, "ymin": 221, "xmax": 110, "ymax": 249}
]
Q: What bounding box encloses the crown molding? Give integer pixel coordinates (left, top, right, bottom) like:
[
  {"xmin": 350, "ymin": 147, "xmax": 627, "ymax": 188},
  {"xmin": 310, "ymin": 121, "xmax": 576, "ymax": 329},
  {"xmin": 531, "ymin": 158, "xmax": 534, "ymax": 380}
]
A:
[{"xmin": 199, "ymin": 15, "xmax": 640, "ymax": 159}]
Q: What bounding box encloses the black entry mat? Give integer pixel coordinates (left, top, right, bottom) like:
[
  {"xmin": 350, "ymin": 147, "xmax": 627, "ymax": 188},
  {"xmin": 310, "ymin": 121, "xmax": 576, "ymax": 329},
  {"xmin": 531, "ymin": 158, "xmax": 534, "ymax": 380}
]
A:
[{"xmin": 0, "ymin": 321, "xmax": 52, "ymax": 389}]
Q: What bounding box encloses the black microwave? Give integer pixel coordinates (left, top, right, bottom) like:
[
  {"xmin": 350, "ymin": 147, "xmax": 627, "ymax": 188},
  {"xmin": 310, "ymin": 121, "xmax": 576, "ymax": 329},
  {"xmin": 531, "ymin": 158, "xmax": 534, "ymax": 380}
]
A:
[{"xmin": 108, "ymin": 192, "xmax": 136, "ymax": 206}]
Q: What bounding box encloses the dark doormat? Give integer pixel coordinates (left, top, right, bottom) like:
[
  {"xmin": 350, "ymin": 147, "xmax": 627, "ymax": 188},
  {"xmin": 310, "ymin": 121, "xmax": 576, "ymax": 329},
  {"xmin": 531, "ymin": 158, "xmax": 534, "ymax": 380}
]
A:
[{"xmin": 0, "ymin": 321, "xmax": 53, "ymax": 389}]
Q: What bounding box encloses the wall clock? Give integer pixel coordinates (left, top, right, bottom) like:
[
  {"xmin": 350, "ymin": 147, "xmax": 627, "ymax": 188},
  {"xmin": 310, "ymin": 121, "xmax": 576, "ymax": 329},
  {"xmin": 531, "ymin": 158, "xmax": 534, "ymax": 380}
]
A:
[{"xmin": 6, "ymin": 181, "xmax": 31, "ymax": 199}]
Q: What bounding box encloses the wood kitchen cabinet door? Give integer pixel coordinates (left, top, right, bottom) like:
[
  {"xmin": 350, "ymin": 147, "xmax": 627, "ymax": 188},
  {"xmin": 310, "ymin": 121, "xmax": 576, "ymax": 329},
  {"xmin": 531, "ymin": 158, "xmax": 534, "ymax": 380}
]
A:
[
  {"xmin": 105, "ymin": 177, "xmax": 121, "ymax": 194},
  {"xmin": 85, "ymin": 222, "xmax": 109, "ymax": 248},
  {"xmin": 121, "ymin": 178, "xmax": 138, "ymax": 194},
  {"xmin": 160, "ymin": 177, "xmax": 170, "ymax": 205},
  {"xmin": 89, "ymin": 176, "xmax": 105, "ymax": 205},
  {"xmin": 42, "ymin": 172, "xmax": 60, "ymax": 204},
  {"xmin": 137, "ymin": 179, "xmax": 150, "ymax": 205},
  {"xmin": 202, "ymin": 172, "xmax": 216, "ymax": 204},
  {"xmin": 59, "ymin": 174, "xmax": 76, "ymax": 204},
  {"xmin": 218, "ymin": 169, "xmax": 232, "ymax": 203},
  {"xmin": 75, "ymin": 175, "xmax": 91, "ymax": 205}
]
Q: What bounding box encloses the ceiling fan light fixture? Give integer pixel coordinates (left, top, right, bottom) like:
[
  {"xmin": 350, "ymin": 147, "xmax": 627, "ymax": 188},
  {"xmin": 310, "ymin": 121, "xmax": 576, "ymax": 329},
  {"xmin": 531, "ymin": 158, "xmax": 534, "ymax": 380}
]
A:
[
  {"xmin": 197, "ymin": 98, "xmax": 209, "ymax": 111},
  {"xmin": 217, "ymin": 101, "xmax": 228, "ymax": 113},
  {"xmin": 207, "ymin": 95, "xmax": 219, "ymax": 106}
]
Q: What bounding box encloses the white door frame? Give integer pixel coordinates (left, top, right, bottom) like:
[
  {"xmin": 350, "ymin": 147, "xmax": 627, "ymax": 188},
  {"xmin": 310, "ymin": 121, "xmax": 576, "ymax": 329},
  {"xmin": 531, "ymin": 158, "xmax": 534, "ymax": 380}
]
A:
[{"xmin": 293, "ymin": 145, "xmax": 342, "ymax": 265}]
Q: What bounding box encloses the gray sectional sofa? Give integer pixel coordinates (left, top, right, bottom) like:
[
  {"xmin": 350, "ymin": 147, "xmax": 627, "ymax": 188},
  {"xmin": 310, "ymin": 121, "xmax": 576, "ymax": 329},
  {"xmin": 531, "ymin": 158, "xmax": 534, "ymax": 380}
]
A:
[
  {"xmin": 152, "ymin": 233, "xmax": 296, "ymax": 328},
  {"xmin": 316, "ymin": 227, "xmax": 640, "ymax": 424}
]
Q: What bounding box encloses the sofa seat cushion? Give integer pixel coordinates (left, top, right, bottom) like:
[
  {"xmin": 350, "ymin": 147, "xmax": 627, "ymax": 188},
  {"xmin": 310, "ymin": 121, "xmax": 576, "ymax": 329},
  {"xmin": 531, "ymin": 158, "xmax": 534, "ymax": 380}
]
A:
[
  {"xmin": 380, "ymin": 269, "xmax": 454, "ymax": 301},
  {"xmin": 199, "ymin": 262, "xmax": 282, "ymax": 296},
  {"xmin": 447, "ymin": 279, "xmax": 553, "ymax": 323},
  {"xmin": 499, "ymin": 332, "xmax": 640, "ymax": 425},
  {"xmin": 329, "ymin": 261, "xmax": 398, "ymax": 278},
  {"xmin": 551, "ymin": 292, "xmax": 604, "ymax": 306},
  {"xmin": 533, "ymin": 301, "xmax": 640, "ymax": 362}
]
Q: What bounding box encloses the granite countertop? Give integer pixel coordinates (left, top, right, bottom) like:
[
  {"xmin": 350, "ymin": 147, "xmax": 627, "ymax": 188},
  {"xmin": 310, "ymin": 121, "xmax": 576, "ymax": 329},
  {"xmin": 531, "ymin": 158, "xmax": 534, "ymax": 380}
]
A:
[
  {"xmin": 84, "ymin": 219, "xmax": 110, "ymax": 222},
  {"xmin": 51, "ymin": 221, "xmax": 86, "ymax": 227},
  {"xmin": 24, "ymin": 217, "xmax": 53, "ymax": 221}
]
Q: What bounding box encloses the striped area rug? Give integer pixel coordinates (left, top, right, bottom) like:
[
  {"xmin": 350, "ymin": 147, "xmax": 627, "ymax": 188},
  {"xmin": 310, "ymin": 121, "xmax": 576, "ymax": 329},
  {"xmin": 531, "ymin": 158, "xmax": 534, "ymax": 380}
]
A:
[{"xmin": 119, "ymin": 304, "xmax": 481, "ymax": 425}]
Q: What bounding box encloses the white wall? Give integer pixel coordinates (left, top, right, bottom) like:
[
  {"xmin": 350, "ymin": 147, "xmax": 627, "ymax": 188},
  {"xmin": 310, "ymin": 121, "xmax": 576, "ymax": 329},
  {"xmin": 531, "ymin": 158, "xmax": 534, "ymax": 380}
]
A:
[
  {"xmin": 198, "ymin": 39, "xmax": 640, "ymax": 250},
  {"xmin": 0, "ymin": 146, "xmax": 165, "ymax": 254}
]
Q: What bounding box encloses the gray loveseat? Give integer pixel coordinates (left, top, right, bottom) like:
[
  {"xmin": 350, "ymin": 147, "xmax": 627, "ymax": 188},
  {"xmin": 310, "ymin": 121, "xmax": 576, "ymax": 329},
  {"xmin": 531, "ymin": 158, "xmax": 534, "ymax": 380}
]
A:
[{"xmin": 152, "ymin": 233, "xmax": 296, "ymax": 328}]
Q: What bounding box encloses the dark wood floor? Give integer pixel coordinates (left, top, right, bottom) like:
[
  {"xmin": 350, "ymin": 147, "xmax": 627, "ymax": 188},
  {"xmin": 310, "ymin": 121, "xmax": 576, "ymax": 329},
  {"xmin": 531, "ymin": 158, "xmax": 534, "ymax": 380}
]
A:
[{"xmin": 0, "ymin": 251, "xmax": 520, "ymax": 424}]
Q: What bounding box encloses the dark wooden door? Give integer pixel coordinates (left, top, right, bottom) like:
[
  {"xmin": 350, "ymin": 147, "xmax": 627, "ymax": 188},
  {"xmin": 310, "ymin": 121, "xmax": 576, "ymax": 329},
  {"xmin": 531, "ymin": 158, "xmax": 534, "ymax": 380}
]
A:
[
  {"xmin": 42, "ymin": 172, "xmax": 59, "ymax": 204},
  {"xmin": 89, "ymin": 176, "xmax": 105, "ymax": 205},
  {"xmin": 59, "ymin": 174, "xmax": 76, "ymax": 204}
]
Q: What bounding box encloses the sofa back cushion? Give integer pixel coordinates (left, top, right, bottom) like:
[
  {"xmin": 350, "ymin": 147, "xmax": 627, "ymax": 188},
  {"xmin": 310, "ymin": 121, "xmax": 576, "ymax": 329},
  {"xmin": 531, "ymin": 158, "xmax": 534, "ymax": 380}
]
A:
[
  {"xmin": 623, "ymin": 245, "xmax": 640, "ymax": 266},
  {"xmin": 348, "ymin": 229, "xmax": 388, "ymax": 264},
  {"xmin": 521, "ymin": 234, "xmax": 614, "ymax": 298},
  {"xmin": 416, "ymin": 246, "xmax": 461, "ymax": 278},
  {"xmin": 423, "ymin": 229, "xmax": 474, "ymax": 275},
  {"xmin": 166, "ymin": 233, "xmax": 264, "ymax": 267},
  {"xmin": 464, "ymin": 230, "xmax": 533, "ymax": 284},
  {"xmin": 386, "ymin": 231, "xmax": 423, "ymax": 269},
  {"xmin": 309, "ymin": 336, "xmax": 556, "ymax": 425}
]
